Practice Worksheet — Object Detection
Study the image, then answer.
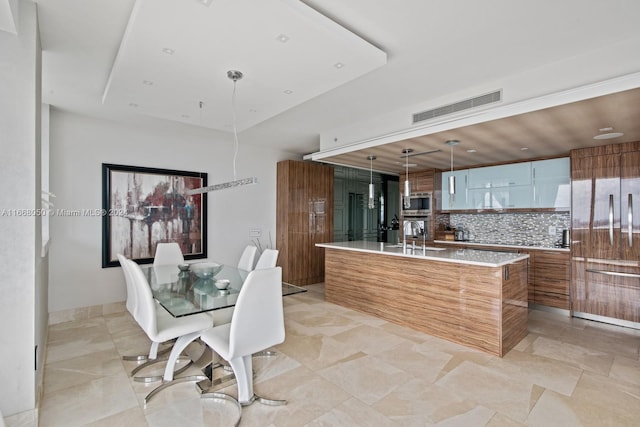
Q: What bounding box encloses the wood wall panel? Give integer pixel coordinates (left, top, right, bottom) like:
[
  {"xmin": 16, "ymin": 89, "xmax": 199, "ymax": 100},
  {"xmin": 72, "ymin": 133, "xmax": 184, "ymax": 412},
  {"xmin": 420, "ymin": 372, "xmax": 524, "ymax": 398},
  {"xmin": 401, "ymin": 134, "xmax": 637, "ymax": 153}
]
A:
[{"xmin": 324, "ymin": 248, "xmax": 528, "ymax": 356}]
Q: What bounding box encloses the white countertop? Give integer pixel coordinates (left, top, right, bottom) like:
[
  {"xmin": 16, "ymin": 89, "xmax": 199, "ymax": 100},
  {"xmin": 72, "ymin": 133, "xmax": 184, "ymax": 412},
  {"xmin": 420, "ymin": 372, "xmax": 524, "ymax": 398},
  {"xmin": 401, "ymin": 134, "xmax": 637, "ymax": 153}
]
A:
[
  {"xmin": 316, "ymin": 241, "xmax": 529, "ymax": 267},
  {"xmin": 433, "ymin": 240, "xmax": 570, "ymax": 252}
]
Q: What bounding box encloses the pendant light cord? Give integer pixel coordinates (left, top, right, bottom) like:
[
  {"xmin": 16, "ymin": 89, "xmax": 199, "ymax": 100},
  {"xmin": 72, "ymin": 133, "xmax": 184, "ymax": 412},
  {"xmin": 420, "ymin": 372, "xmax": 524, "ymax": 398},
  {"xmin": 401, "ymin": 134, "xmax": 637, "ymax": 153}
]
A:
[
  {"xmin": 370, "ymin": 157, "xmax": 373, "ymax": 183},
  {"xmin": 231, "ymin": 79, "xmax": 239, "ymax": 182},
  {"xmin": 405, "ymin": 153, "xmax": 409, "ymax": 181},
  {"xmin": 450, "ymin": 143, "xmax": 454, "ymax": 173}
]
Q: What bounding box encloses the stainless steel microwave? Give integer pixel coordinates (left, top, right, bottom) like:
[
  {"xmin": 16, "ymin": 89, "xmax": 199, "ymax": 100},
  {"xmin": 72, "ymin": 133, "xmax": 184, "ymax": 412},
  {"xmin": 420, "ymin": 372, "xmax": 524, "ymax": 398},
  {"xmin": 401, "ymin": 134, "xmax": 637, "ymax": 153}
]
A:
[{"xmin": 401, "ymin": 192, "xmax": 432, "ymax": 216}]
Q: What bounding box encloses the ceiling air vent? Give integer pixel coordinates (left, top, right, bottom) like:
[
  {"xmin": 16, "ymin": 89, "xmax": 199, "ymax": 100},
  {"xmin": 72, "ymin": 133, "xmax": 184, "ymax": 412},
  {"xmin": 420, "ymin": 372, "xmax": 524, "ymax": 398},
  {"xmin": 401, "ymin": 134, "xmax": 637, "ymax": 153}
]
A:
[{"xmin": 412, "ymin": 89, "xmax": 502, "ymax": 124}]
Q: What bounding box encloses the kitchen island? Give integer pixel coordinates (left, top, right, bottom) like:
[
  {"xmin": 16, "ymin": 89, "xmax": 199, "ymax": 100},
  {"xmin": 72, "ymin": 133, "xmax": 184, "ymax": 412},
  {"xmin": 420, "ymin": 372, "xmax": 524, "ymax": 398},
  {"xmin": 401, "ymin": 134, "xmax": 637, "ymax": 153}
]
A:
[{"xmin": 316, "ymin": 241, "xmax": 529, "ymax": 357}]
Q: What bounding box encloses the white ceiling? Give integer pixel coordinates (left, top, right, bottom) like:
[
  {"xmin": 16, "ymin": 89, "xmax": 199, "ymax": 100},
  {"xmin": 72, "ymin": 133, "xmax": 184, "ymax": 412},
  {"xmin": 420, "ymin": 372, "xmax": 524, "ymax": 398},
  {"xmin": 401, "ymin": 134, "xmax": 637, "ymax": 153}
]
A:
[
  {"xmin": 0, "ymin": 0, "xmax": 16, "ymax": 34},
  {"xmin": 35, "ymin": 0, "xmax": 640, "ymax": 168},
  {"xmin": 101, "ymin": 0, "xmax": 386, "ymax": 132}
]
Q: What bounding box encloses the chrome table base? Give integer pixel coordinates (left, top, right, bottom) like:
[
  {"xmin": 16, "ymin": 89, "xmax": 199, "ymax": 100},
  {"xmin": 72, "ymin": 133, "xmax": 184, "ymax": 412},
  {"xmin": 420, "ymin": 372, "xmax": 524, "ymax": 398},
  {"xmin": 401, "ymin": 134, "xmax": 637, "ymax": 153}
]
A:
[
  {"xmin": 197, "ymin": 345, "xmax": 286, "ymax": 425},
  {"xmin": 200, "ymin": 391, "xmax": 286, "ymax": 426},
  {"xmin": 131, "ymin": 356, "xmax": 192, "ymax": 383},
  {"xmin": 144, "ymin": 375, "xmax": 208, "ymax": 405}
]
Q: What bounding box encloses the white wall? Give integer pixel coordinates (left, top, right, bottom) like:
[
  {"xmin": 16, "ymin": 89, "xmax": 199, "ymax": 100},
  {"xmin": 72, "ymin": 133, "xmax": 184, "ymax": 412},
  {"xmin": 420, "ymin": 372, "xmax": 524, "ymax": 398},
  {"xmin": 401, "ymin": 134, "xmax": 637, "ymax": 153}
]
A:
[
  {"xmin": 0, "ymin": 0, "xmax": 43, "ymax": 419},
  {"xmin": 49, "ymin": 110, "xmax": 299, "ymax": 313}
]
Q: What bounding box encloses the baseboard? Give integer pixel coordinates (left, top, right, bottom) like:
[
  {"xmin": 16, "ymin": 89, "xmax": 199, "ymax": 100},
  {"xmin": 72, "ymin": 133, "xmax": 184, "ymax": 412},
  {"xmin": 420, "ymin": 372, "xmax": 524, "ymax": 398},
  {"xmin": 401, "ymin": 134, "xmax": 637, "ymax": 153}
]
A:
[{"xmin": 48, "ymin": 301, "xmax": 126, "ymax": 325}]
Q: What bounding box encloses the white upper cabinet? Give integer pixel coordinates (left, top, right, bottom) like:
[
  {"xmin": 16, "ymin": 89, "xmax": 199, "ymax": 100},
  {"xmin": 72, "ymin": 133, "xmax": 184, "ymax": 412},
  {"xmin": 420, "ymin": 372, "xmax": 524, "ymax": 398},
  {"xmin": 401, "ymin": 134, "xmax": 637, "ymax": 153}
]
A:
[
  {"xmin": 467, "ymin": 163, "xmax": 532, "ymax": 209},
  {"xmin": 532, "ymin": 158, "xmax": 570, "ymax": 209},
  {"xmin": 442, "ymin": 158, "xmax": 570, "ymax": 211},
  {"xmin": 468, "ymin": 185, "xmax": 533, "ymax": 209},
  {"xmin": 468, "ymin": 163, "xmax": 532, "ymax": 189},
  {"xmin": 441, "ymin": 170, "xmax": 468, "ymax": 210}
]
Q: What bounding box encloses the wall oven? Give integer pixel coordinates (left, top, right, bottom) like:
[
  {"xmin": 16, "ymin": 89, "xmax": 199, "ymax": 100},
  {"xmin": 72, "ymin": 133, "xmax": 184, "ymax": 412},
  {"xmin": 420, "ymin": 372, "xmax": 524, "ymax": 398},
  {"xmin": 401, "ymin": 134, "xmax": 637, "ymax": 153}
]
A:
[{"xmin": 401, "ymin": 192, "xmax": 432, "ymax": 216}]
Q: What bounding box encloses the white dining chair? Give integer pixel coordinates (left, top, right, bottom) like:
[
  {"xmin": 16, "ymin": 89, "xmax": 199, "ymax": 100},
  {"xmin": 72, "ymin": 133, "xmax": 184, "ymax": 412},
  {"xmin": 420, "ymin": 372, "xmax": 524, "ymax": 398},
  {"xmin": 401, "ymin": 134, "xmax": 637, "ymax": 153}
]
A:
[
  {"xmin": 237, "ymin": 245, "xmax": 257, "ymax": 271},
  {"xmin": 118, "ymin": 255, "xmax": 186, "ymax": 381},
  {"xmin": 126, "ymin": 258, "xmax": 213, "ymax": 403},
  {"xmin": 118, "ymin": 254, "xmax": 138, "ymax": 319},
  {"xmin": 254, "ymin": 248, "xmax": 279, "ymax": 269},
  {"xmin": 118, "ymin": 254, "xmax": 169, "ymax": 361},
  {"xmin": 118, "ymin": 253, "xmax": 151, "ymax": 362},
  {"xmin": 153, "ymin": 242, "xmax": 184, "ymax": 266},
  {"xmin": 200, "ymin": 267, "xmax": 286, "ymax": 423}
]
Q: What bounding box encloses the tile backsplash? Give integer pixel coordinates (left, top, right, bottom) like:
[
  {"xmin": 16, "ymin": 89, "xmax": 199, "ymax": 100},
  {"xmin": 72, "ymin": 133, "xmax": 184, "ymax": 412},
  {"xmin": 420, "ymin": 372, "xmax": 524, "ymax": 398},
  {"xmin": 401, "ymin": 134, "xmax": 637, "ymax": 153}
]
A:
[{"xmin": 448, "ymin": 212, "xmax": 570, "ymax": 248}]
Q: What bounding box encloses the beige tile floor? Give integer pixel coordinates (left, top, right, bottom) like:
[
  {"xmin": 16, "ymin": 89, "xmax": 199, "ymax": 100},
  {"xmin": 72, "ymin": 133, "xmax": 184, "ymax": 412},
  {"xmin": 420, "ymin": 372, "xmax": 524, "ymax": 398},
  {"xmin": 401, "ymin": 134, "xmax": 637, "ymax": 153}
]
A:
[{"xmin": 37, "ymin": 284, "xmax": 640, "ymax": 427}]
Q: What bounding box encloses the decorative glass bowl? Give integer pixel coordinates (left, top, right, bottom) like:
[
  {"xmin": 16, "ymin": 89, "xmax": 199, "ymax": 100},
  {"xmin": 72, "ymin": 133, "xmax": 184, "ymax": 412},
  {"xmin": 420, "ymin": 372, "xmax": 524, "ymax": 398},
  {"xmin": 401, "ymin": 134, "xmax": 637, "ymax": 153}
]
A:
[
  {"xmin": 215, "ymin": 279, "xmax": 230, "ymax": 290},
  {"xmin": 191, "ymin": 262, "xmax": 223, "ymax": 279}
]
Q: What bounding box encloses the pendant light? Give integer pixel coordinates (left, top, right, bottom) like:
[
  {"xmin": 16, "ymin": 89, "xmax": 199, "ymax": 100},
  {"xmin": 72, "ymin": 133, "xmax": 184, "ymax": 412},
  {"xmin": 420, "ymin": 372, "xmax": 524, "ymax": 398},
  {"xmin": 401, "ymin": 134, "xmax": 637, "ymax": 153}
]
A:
[
  {"xmin": 367, "ymin": 155, "xmax": 376, "ymax": 209},
  {"xmin": 187, "ymin": 70, "xmax": 258, "ymax": 196},
  {"xmin": 446, "ymin": 140, "xmax": 460, "ymax": 206},
  {"xmin": 402, "ymin": 148, "xmax": 413, "ymax": 209}
]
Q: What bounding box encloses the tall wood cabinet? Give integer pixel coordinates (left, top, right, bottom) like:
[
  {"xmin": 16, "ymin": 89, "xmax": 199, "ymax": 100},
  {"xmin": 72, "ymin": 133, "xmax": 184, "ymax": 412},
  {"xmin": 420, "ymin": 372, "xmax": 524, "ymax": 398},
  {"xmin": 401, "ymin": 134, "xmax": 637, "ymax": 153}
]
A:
[
  {"xmin": 277, "ymin": 160, "xmax": 334, "ymax": 286},
  {"xmin": 399, "ymin": 169, "xmax": 435, "ymax": 241},
  {"xmin": 570, "ymin": 141, "xmax": 640, "ymax": 323}
]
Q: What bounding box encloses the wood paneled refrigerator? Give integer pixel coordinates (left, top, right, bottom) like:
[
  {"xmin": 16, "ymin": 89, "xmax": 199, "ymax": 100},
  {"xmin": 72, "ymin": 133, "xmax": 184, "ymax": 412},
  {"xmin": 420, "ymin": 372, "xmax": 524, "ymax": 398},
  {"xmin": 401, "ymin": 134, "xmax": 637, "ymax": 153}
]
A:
[{"xmin": 570, "ymin": 141, "xmax": 640, "ymax": 325}]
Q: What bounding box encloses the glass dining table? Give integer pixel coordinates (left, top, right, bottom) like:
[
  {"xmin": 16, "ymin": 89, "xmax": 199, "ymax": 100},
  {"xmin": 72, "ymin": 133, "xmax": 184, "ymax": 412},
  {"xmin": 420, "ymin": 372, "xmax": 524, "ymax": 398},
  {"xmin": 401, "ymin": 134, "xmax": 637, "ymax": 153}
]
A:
[
  {"xmin": 139, "ymin": 262, "xmax": 306, "ymax": 397},
  {"xmin": 141, "ymin": 263, "xmax": 306, "ymax": 318}
]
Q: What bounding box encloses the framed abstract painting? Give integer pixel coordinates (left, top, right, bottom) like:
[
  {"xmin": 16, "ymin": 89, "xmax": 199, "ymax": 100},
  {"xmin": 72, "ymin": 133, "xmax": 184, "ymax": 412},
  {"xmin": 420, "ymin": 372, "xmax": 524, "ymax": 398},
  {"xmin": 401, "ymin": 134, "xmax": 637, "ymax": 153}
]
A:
[{"xmin": 102, "ymin": 163, "xmax": 207, "ymax": 267}]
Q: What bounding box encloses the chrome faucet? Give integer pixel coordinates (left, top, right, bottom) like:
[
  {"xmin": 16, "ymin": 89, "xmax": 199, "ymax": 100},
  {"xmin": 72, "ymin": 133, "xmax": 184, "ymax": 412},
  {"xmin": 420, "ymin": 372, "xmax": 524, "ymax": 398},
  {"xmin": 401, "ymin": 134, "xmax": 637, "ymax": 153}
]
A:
[{"xmin": 403, "ymin": 220, "xmax": 426, "ymax": 252}]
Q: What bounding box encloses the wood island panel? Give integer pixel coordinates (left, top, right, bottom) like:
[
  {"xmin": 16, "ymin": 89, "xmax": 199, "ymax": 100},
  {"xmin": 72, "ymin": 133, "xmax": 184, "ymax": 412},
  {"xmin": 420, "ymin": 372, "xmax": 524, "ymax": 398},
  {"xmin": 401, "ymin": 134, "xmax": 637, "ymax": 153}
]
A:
[
  {"xmin": 324, "ymin": 248, "xmax": 528, "ymax": 356},
  {"xmin": 435, "ymin": 241, "xmax": 570, "ymax": 310}
]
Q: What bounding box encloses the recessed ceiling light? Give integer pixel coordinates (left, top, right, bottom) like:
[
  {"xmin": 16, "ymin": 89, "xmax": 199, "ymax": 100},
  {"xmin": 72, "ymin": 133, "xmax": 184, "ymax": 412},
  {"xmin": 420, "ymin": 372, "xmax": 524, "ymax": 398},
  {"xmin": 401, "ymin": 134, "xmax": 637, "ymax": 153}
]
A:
[
  {"xmin": 249, "ymin": 108, "xmax": 257, "ymax": 113},
  {"xmin": 162, "ymin": 48, "xmax": 175, "ymax": 55},
  {"xmin": 142, "ymin": 80, "xmax": 153, "ymax": 86},
  {"xmin": 334, "ymin": 62, "xmax": 345, "ymax": 69},
  {"xmin": 199, "ymin": 0, "xmax": 214, "ymax": 6},
  {"xmin": 466, "ymin": 149, "xmax": 477, "ymax": 153},
  {"xmin": 275, "ymin": 34, "xmax": 290, "ymax": 43},
  {"xmin": 283, "ymin": 90, "xmax": 293, "ymax": 95},
  {"xmin": 593, "ymin": 132, "xmax": 624, "ymax": 140},
  {"xmin": 520, "ymin": 147, "xmax": 528, "ymax": 151},
  {"xmin": 129, "ymin": 102, "xmax": 138, "ymax": 108},
  {"xmin": 598, "ymin": 127, "xmax": 613, "ymax": 132}
]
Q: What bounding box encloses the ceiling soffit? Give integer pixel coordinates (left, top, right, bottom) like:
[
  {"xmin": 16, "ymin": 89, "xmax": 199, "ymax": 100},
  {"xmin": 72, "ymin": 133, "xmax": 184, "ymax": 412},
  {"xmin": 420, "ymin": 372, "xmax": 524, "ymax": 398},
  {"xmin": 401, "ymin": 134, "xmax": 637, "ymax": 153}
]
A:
[
  {"xmin": 315, "ymin": 86, "xmax": 640, "ymax": 175},
  {"xmin": 101, "ymin": 0, "xmax": 386, "ymax": 132}
]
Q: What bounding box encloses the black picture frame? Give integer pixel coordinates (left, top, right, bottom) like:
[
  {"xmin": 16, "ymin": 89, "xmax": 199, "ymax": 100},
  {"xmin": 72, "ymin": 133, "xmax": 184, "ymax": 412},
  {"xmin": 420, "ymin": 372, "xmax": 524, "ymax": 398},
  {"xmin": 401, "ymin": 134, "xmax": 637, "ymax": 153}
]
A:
[{"xmin": 102, "ymin": 163, "xmax": 208, "ymax": 267}]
